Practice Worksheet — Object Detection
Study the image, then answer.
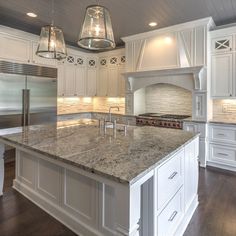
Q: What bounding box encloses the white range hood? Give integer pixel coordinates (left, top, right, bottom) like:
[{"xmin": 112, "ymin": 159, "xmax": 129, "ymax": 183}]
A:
[
  {"xmin": 123, "ymin": 66, "xmax": 207, "ymax": 92},
  {"xmin": 121, "ymin": 17, "xmax": 215, "ymax": 121}
]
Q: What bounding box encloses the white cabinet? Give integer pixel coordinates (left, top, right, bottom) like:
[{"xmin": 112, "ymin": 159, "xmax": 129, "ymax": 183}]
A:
[
  {"xmin": 157, "ymin": 187, "xmax": 184, "ymax": 236},
  {"xmin": 75, "ymin": 67, "xmax": 86, "ymax": 96},
  {"xmin": 87, "ymin": 68, "xmax": 97, "ymax": 96},
  {"xmin": 97, "ymin": 68, "xmax": 108, "ymax": 96},
  {"xmin": 108, "ymin": 67, "xmax": 119, "ymax": 97},
  {"xmin": 57, "ymin": 51, "xmax": 89, "ymax": 97},
  {"xmin": 183, "ymin": 121, "xmax": 207, "ymax": 167},
  {"xmin": 0, "ymin": 34, "xmax": 30, "ymax": 62},
  {"xmin": 192, "ymin": 92, "xmax": 207, "ymax": 121},
  {"xmin": 208, "ymin": 124, "xmax": 236, "ymax": 171},
  {"xmin": 152, "ymin": 137, "xmax": 199, "ymax": 236},
  {"xmin": 210, "ymin": 27, "xmax": 236, "ymax": 98},
  {"xmin": 57, "ymin": 64, "xmax": 65, "ymax": 96},
  {"xmin": 211, "ymin": 53, "xmax": 233, "ymax": 97},
  {"xmin": 118, "ymin": 66, "xmax": 126, "ymax": 97},
  {"xmin": 97, "ymin": 53, "xmax": 126, "ymax": 97},
  {"xmin": 157, "ymin": 149, "xmax": 184, "ymax": 210},
  {"xmin": 211, "ymin": 36, "xmax": 233, "ymax": 54},
  {"xmin": 86, "ymin": 58, "xmax": 98, "ymax": 96},
  {"xmin": 64, "ymin": 65, "xmax": 76, "ymax": 96},
  {"xmin": 184, "ymin": 138, "xmax": 199, "ymax": 211},
  {"xmin": 0, "ymin": 34, "xmax": 56, "ymax": 66}
]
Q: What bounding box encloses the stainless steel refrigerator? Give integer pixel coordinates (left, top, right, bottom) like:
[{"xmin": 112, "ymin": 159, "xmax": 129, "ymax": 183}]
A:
[{"xmin": 0, "ymin": 61, "xmax": 57, "ymax": 129}]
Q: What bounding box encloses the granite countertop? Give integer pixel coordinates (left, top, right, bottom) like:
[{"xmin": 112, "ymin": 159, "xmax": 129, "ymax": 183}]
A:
[
  {"xmin": 0, "ymin": 119, "xmax": 198, "ymax": 185},
  {"xmin": 58, "ymin": 111, "xmax": 136, "ymax": 118},
  {"xmin": 183, "ymin": 117, "xmax": 207, "ymax": 123},
  {"xmin": 209, "ymin": 118, "xmax": 236, "ymax": 125}
]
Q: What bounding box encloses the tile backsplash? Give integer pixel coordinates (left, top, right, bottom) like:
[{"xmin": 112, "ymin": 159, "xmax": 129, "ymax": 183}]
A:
[
  {"xmin": 58, "ymin": 97, "xmax": 125, "ymax": 115},
  {"xmin": 213, "ymin": 99, "xmax": 236, "ymax": 119},
  {"xmin": 145, "ymin": 83, "xmax": 192, "ymax": 115}
]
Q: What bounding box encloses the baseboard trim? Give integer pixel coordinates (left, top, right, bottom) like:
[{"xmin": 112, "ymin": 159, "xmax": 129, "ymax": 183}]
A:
[
  {"xmin": 207, "ymin": 161, "xmax": 236, "ymax": 173},
  {"xmin": 174, "ymin": 195, "xmax": 199, "ymax": 236}
]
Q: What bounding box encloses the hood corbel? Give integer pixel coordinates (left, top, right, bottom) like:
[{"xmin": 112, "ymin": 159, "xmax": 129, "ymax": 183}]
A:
[{"xmin": 123, "ymin": 66, "xmax": 207, "ymax": 92}]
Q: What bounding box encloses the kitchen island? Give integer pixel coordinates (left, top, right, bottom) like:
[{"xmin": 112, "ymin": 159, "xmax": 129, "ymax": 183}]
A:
[{"xmin": 0, "ymin": 119, "xmax": 199, "ymax": 236}]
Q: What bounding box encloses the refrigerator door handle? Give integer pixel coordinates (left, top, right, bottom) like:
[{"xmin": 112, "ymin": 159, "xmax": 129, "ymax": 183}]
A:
[{"xmin": 22, "ymin": 89, "xmax": 30, "ymax": 126}]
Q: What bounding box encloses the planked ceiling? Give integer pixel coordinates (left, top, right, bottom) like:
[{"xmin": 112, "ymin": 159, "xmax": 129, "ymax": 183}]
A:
[{"xmin": 0, "ymin": 0, "xmax": 236, "ymax": 50}]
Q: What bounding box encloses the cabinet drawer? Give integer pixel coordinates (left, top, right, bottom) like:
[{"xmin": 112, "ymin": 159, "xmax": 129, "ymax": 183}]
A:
[
  {"xmin": 157, "ymin": 187, "xmax": 184, "ymax": 236},
  {"xmin": 209, "ymin": 144, "xmax": 236, "ymax": 165},
  {"xmin": 157, "ymin": 150, "xmax": 184, "ymax": 209},
  {"xmin": 209, "ymin": 125, "xmax": 236, "ymax": 144}
]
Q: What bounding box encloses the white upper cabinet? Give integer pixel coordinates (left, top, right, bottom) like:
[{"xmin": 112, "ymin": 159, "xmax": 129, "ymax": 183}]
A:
[
  {"xmin": 86, "ymin": 58, "xmax": 98, "ymax": 96},
  {"xmin": 210, "ymin": 26, "xmax": 236, "ymax": 98},
  {"xmin": 97, "ymin": 50, "xmax": 126, "ymax": 97},
  {"xmin": 64, "ymin": 65, "xmax": 76, "ymax": 96},
  {"xmin": 0, "ymin": 26, "xmax": 126, "ymax": 98},
  {"xmin": 0, "ymin": 32, "xmax": 57, "ymax": 67},
  {"xmin": 108, "ymin": 67, "xmax": 119, "ymax": 97},
  {"xmin": 211, "ymin": 53, "xmax": 233, "ymax": 98},
  {"xmin": 75, "ymin": 67, "xmax": 86, "ymax": 96},
  {"xmin": 0, "ymin": 34, "xmax": 30, "ymax": 63},
  {"xmin": 87, "ymin": 69, "xmax": 97, "ymax": 96},
  {"xmin": 118, "ymin": 66, "xmax": 126, "ymax": 97},
  {"xmin": 211, "ymin": 36, "xmax": 233, "ymax": 54},
  {"xmin": 57, "ymin": 64, "xmax": 65, "ymax": 97},
  {"xmin": 97, "ymin": 68, "xmax": 108, "ymax": 96}
]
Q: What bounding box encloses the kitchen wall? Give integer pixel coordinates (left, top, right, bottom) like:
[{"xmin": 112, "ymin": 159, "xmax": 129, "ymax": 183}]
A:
[
  {"xmin": 213, "ymin": 99, "xmax": 236, "ymax": 120},
  {"xmin": 145, "ymin": 83, "xmax": 192, "ymax": 115},
  {"xmin": 57, "ymin": 97, "xmax": 125, "ymax": 115}
]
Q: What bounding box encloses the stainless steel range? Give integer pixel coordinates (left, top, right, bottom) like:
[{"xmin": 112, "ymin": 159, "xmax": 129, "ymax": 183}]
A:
[{"xmin": 136, "ymin": 113, "xmax": 191, "ymax": 129}]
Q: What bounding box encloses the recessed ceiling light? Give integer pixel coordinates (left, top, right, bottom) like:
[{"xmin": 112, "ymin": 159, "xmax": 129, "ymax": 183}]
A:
[
  {"xmin": 26, "ymin": 12, "xmax": 37, "ymax": 18},
  {"xmin": 149, "ymin": 22, "xmax": 158, "ymax": 27}
]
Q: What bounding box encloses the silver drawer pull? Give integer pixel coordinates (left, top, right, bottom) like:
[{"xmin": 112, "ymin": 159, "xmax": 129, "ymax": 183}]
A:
[
  {"xmin": 217, "ymin": 133, "xmax": 226, "ymax": 136},
  {"xmin": 217, "ymin": 152, "xmax": 228, "ymax": 156},
  {"xmin": 168, "ymin": 211, "xmax": 178, "ymax": 222},
  {"xmin": 168, "ymin": 171, "xmax": 178, "ymax": 180}
]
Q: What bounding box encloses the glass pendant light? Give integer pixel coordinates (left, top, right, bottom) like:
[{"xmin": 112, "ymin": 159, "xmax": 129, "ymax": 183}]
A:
[
  {"xmin": 78, "ymin": 5, "xmax": 116, "ymax": 50},
  {"xmin": 36, "ymin": 0, "xmax": 67, "ymax": 60}
]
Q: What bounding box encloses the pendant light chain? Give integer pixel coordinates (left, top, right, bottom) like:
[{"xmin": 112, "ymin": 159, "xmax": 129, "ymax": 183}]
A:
[{"xmin": 51, "ymin": 0, "xmax": 54, "ymax": 26}]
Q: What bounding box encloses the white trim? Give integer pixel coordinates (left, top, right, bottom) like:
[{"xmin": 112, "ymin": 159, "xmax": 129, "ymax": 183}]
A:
[
  {"xmin": 207, "ymin": 161, "xmax": 236, "ymax": 172},
  {"xmin": 174, "ymin": 195, "xmax": 199, "ymax": 236}
]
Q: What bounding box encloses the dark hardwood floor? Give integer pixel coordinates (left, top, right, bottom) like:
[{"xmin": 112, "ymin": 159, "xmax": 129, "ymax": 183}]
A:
[
  {"xmin": 1, "ymin": 160, "xmax": 236, "ymax": 236},
  {"xmin": 184, "ymin": 167, "xmax": 236, "ymax": 236},
  {"xmin": 0, "ymin": 161, "xmax": 77, "ymax": 236}
]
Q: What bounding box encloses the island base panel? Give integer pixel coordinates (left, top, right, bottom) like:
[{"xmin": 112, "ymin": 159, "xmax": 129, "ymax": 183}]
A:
[{"xmin": 13, "ymin": 149, "xmax": 142, "ymax": 236}]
